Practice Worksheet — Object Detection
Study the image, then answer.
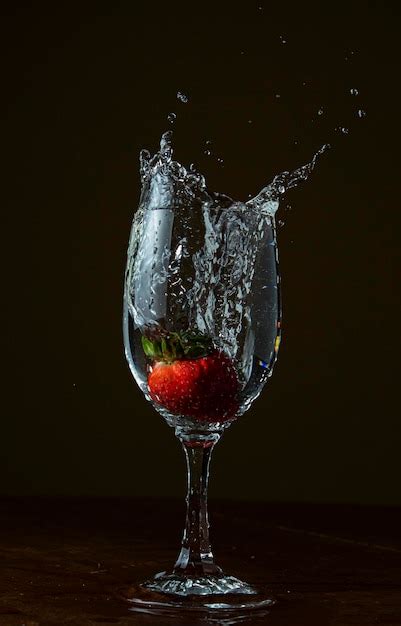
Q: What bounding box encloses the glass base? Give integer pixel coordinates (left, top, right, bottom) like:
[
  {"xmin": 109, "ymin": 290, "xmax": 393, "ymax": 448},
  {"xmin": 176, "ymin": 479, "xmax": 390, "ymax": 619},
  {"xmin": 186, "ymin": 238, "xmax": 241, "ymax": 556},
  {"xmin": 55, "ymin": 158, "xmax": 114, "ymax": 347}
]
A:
[
  {"xmin": 144, "ymin": 571, "xmax": 258, "ymax": 596},
  {"xmin": 123, "ymin": 571, "xmax": 275, "ymax": 617}
]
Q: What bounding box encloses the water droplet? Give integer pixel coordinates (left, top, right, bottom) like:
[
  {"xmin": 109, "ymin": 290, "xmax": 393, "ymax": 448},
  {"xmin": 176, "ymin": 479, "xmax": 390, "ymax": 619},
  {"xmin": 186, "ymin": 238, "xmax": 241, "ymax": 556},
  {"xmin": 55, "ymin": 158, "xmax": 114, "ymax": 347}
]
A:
[
  {"xmin": 217, "ymin": 158, "xmax": 224, "ymax": 164},
  {"xmin": 167, "ymin": 112, "xmax": 176, "ymax": 124},
  {"xmin": 338, "ymin": 126, "xmax": 349, "ymax": 135},
  {"xmin": 258, "ymin": 5, "xmax": 263, "ymax": 10},
  {"xmin": 318, "ymin": 108, "xmax": 324, "ymax": 116},
  {"xmin": 350, "ymin": 88, "xmax": 359, "ymax": 96},
  {"xmin": 205, "ymin": 139, "xmax": 212, "ymax": 145},
  {"xmin": 248, "ymin": 119, "xmax": 253, "ymax": 124},
  {"xmin": 294, "ymin": 140, "xmax": 298, "ymax": 145},
  {"xmin": 278, "ymin": 185, "xmax": 285, "ymax": 194},
  {"xmin": 275, "ymin": 94, "xmax": 281, "ymax": 99},
  {"xmin": 278, "ymin": 219, "xmax": 285, "ymax": 227},
  {"xmin": 240, "ymin": 50, "xmax": 245, "ymax": 55},
  {"xmin": 279, "ymin": 35, "xmax": 287, "ymax": 43},
  {"xmin": 177, "ymin": 91, "xmax": 188, "ymax": 103},
  {"xmin": 357, "ymin": 109, "xmax": 366, "ymax": 118},
  {"xmin": 302, "ymin": 81, "xmax": 307, "ymax": 86},
  {"xmin": 204, "ymin": 150, "xmax": 211, "ymax": 156}
]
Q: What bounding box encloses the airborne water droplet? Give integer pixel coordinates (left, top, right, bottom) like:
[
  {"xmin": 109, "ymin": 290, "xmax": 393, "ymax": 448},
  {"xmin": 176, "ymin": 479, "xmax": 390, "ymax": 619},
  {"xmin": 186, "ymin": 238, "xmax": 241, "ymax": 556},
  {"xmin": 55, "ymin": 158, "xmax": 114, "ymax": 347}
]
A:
[
  {"xmin": 318, "ymin": 108, "xmax": 324, "ymax": 116},
  {"xmin": 204, "ymin": 150, "xmax": 211, "ymax": 156},
  {"xmin": 167, "ymin": 112, "xmax": 176, "ymax": 124},
  {"xmin": 357, "ymin": 109, "xmax": 366, "ymax": 118},
  {"xmin": 177, "ymin": 91, "xmax": 188, "ymax": 103},
  {"xmin": 339, "ymin": 127, "xmax": 349, "ymax": 134},
  {"xmin": 350, "ymin": 88, "xmax": 359, "ymax": 96}
]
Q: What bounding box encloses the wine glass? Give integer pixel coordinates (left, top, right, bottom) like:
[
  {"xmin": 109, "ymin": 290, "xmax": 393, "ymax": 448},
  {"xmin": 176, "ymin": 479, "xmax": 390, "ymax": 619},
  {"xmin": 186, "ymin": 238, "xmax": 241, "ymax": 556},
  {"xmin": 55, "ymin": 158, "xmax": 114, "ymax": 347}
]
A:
[{"xmin": 122, "ymin": 133, "xmax": 281, "ymax": 612}]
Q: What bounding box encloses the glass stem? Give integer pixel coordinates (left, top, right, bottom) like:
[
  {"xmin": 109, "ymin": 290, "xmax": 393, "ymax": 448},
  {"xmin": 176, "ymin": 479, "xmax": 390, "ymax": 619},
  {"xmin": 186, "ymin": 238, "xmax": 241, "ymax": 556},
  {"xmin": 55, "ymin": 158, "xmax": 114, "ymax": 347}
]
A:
[{"xmin": 174, "ymin": 432, "xmax": 222, "ymax": 577}]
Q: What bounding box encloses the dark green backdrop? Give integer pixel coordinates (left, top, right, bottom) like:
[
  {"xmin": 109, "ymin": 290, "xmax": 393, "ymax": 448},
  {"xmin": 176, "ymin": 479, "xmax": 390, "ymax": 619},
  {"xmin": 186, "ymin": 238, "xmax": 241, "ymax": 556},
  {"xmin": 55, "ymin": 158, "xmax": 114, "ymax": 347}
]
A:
[{"xmin": 2, "ymin": 1, "xmax": 400, "ymax": 503}]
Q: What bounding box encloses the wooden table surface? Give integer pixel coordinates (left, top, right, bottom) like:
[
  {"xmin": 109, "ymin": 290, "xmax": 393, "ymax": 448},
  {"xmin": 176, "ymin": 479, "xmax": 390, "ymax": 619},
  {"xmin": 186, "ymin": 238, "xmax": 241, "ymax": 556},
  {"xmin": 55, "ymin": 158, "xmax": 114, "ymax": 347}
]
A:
[{"xmin": 0, "ymin": 498, "xmax": 400, "ymax": 625}]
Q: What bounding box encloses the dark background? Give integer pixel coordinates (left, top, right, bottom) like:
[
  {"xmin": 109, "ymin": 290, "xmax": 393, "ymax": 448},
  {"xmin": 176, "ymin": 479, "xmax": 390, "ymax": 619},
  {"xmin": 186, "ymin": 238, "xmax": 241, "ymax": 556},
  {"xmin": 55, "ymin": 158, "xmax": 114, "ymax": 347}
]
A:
[{"xmin": 2, "ymin": 1, "xmax": 400, "ymax": 503}]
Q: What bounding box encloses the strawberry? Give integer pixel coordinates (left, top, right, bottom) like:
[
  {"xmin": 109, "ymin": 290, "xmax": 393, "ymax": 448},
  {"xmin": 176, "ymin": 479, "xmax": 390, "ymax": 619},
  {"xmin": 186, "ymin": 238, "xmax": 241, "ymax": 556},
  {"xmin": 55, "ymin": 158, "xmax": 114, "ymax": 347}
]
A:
[{"xmin": 141, "ymin": 332, "xmax": 239, "ymax": 423}]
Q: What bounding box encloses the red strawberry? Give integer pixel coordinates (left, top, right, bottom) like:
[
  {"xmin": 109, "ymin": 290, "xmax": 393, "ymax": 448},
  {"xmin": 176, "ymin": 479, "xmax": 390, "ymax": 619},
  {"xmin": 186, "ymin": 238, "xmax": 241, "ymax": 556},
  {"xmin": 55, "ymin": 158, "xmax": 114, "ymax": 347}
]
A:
[{"xmin": 142, "ymin": 332, "xmax": 239, "ymax": 423}]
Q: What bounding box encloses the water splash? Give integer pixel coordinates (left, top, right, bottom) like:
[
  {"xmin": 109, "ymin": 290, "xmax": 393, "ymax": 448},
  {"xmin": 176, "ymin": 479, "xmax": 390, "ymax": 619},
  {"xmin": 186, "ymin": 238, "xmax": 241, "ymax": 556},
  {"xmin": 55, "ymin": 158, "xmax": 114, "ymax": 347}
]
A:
[
  {"xmin": 245, "ymin": 142, "xmax": 329, "ymax": 216},
  {"xmin": 128, "ymin": 132, "xmax": 328, "ymax": 368},
  {"xmin": 138, "ymin": 131, "xmax": 328, "ymax": 217}
]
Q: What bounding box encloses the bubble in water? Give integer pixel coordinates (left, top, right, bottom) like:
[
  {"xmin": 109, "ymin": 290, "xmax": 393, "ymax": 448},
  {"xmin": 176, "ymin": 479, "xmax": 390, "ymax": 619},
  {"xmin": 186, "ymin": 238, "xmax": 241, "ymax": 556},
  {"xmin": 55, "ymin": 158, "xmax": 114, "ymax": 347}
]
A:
[
  {"xmin": 177, "ymin": 91, "xmax": 188, "ymax": 103},
  {"xmin": 357, "ymin": 109, "xmax": 366, "ymax": 118},
  {"xmin": 350, "ymin": 88, "xmax": 359, "ymax": 96},
  {"xmin": 318, "ymin": 108, "xmax": 324, "ymax": 116},
  {"xmin": 167, "ymin": 112, "xmax": 176, "ymax": 124}
]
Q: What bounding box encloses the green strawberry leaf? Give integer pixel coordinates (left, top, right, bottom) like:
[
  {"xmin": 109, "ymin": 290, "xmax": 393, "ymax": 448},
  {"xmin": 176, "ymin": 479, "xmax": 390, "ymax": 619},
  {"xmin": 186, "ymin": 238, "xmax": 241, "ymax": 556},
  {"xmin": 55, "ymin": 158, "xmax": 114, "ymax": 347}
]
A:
[
  {"xmin": 141, "ymin": 336, "xmax": 162, "ymax": 359},
  {"xmin": 141, "ymin": 329, "xmax": 213, "ymax": 362},
  {"xmin": 184, "ymin": 344, "xmax": 209, "ymax": 358}
]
